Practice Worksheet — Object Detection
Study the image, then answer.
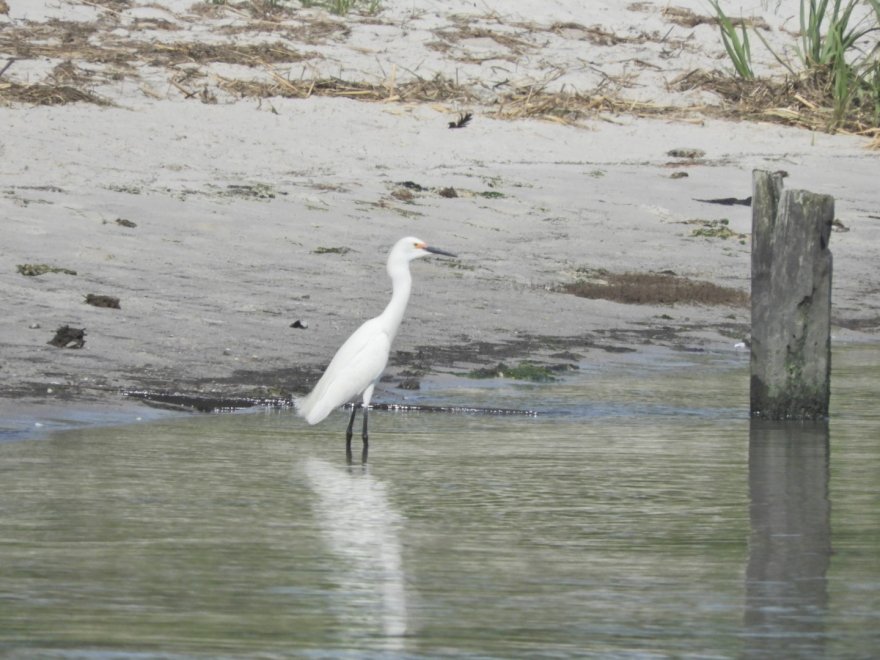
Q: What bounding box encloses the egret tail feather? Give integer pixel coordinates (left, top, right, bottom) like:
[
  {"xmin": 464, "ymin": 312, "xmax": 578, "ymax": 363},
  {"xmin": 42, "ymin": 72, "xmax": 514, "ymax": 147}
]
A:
[{"xmin": 294, "ymin": 393, "xmax": 332, "ymax": 425}]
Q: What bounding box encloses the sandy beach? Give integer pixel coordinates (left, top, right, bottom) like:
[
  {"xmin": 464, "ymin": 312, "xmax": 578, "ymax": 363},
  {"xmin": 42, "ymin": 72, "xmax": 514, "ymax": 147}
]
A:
[{"xmin": 1, "ymin": 0, "xmax": 878, "ymax": 413}]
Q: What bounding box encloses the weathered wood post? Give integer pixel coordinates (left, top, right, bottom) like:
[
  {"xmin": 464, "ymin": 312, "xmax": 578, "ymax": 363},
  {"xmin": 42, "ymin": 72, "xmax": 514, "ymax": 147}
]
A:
[{"xmin": 750, "ymin": 170, "xmax": 834, "ymax": 420}]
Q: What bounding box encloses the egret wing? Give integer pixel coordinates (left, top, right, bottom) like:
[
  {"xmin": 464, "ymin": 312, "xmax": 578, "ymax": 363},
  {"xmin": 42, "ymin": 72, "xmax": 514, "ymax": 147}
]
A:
[{"xmin": 296, "ymin": 318, "xmax": 391, "ymax": 424}]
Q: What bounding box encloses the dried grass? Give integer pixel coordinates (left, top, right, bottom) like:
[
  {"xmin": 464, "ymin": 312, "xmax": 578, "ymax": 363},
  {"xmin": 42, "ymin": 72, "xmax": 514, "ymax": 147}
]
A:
[
  {"xmin": 187, "ymin": 0, "xmax": 304, "ymax": 22},
  {"xmin": 438, "ymin": 24, "xmax": 533, "ymax": 50},
  {"xmin": 0, "ymin": 80, "xmax": 110, "ymax": 106},
  {"xmin": 673, "ymin": 68, "xmax": 878, "ymax": 134},
  {"xmin": 661, "ymin": 6, "xmax": 770, "ymax": 30},
  {"xmin": 219, "ymin": 17, "xmax": 351, "ymax": 44},
  {"xmin": 216, "ymin": 69, "xmax": 680, "ymax": 123},
  {"xmin": 0, "ymin": 23, "xmax": 314, "ymax": 67},
  {"xmin": 0, "ymin": 6, "xmax": 874, "ymax": 138},
  {"xmin": 141, "ymin": 41, "xmax": 314, "ymax": 66},
  {"xmin": 1, "ymin": 31, "xmax": 133, "ymax": 73},
  {"xmin": 491, "ymin": 84, "xmax": 685, "ymax": 123},
  {"xmin": 547, "ymin": 21, "xmax": 644, "ymax": 46},
  {"xmin": 218, "ymin": 71, "xmax": 478, "ymax": 104},
  {"xmin": 427, "ymin": 23, "xmax": 534, "ymax": 62},
  {"xmin": 0, "ymin": 57, "xmax": 111, "ymax": 106}
]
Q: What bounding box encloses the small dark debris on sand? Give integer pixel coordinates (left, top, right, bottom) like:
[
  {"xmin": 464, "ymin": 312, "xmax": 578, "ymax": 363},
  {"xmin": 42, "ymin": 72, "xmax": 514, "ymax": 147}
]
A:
[
  {"xmin": 397, "ymin": 181, "xmax": 428, "ymax": 192},
  {"xmin": 438, "ymin": 187, "xmax": 458, "ymax": 198},
  {"xmin": 695, "ymin": 196, "xmax": 752, "ymax": 206},
  {"xmin": 125, "ymin": 390, "xmax": 538, "ymax": 416},
  {"xmin": 125, "ymin": 390, "xmax": 289, "ymax": 412},
  {"xmin": 48, "ymin": 325, "xmax": 86, "ymax": 348},
  {"xmin": 85, "ymin": 294, "xmax": 121, "ymax": 309},
  {"xmin": 115, "ymin": 218, "xmax": 137, "ymax": 228},
  {"xmin": 391, "ymin": 187, "xmax": 416, "ymax": 202},
  {"xmin": 448, "ymin": 111, "xmax": 473, "ymax": 128}
]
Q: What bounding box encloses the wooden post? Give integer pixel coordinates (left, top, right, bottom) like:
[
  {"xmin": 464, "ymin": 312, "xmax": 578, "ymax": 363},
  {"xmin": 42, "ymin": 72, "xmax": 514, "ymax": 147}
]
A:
[{"xmin": 750, "ymin": 171, "xmax": 834, "ymax": 420}]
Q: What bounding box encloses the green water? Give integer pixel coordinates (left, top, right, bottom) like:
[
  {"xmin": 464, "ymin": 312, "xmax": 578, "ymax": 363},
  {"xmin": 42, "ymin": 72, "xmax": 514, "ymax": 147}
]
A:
[{"xmin": 0, "ymin": 347, "xmax": 878, "ymax": 658}]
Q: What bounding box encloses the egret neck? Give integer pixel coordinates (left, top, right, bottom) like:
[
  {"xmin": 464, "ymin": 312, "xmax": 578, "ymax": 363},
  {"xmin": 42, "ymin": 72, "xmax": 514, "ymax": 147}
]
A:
[{"xmin": 378, "ymin": 251, "xmax": 414, "ymax": 340}]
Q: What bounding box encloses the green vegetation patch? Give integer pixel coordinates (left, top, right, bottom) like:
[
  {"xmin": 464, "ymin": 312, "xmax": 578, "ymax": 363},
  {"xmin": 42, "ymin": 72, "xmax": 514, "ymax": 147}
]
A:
[
  {"xmin": 223, "ymin": 183, "xmax": 276, "ymax": 200},
  {"xmin": 688, "ymin": 218, "xmax": 747, "ymax": 240},
  {"xmin": 17, "ymin": 263, "xmax": 78, "ymax": 277}
]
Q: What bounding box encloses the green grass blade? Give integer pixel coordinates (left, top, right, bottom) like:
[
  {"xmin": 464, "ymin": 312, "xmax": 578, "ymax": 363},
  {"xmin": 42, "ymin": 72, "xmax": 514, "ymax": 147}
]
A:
[{"xmin": 707, "ymin": 0, "xmax": 755, "ymax": 79}]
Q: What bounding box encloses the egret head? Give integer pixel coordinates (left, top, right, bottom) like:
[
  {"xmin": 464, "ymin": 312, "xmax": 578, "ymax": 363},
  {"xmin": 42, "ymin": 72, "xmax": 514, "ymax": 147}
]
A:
[{"xmin": 390, "ymin": 237, "xmax": 457, "ymax": 265}]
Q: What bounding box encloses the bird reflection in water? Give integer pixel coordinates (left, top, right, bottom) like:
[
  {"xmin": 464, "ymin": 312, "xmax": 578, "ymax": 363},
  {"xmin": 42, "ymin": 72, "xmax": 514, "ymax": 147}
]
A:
[{"xmin": 304, "ymin": 457, "xmax": 408, "ymax": 648}]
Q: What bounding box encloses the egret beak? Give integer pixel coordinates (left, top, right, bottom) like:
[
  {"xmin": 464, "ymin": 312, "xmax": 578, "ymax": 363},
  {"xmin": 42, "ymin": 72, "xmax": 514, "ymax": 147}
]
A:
[{"xmin": 424, "ymin": 245, "xmax": 457, "ymax": 258}]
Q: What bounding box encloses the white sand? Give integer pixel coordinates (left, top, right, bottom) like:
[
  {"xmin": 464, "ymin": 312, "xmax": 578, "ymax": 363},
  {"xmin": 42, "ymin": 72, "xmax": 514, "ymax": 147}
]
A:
[{"xmin": 1, "ymin": 0, "xmax": 878, "ymax": 405}]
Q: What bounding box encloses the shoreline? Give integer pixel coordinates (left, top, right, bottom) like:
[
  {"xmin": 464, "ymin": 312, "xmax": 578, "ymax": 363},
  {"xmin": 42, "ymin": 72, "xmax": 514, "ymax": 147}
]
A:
[
  {"xmin": 0, "ymin": 337, "xmax": 744, "ymax": 442},
  {"xmin": 4, "ymin": 335, "xmax": 877, "ymax": 444}
]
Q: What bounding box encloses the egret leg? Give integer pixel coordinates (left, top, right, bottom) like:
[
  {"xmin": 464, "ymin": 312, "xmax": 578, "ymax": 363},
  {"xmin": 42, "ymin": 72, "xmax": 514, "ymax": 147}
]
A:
[
  {"xmin": 362, "ymin": 406, "xmax": 369, "ymax": 446},
  {"xmin": 345, "ymin": 405, "xmax": 358, "ymax": 451},
  {"xmin": 361, "ymin": 413, "xmax": 368, "ymax": 463},
  {"xmin": 361, "ymin": 384, "xmax": 375, "ymax": 449}
]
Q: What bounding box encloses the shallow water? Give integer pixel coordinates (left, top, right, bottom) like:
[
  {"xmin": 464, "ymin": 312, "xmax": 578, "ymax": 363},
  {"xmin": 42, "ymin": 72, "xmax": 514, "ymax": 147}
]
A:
[{"xmin": 0, "ymin": 347, "xmax": 878, "ymax": 658}]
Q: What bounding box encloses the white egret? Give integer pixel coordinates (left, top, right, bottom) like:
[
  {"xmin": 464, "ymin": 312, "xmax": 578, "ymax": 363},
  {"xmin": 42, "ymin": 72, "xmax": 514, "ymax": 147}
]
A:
[{"xmin": 295, "ymin": 237, "xmax": 457, "ymax": 454}]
